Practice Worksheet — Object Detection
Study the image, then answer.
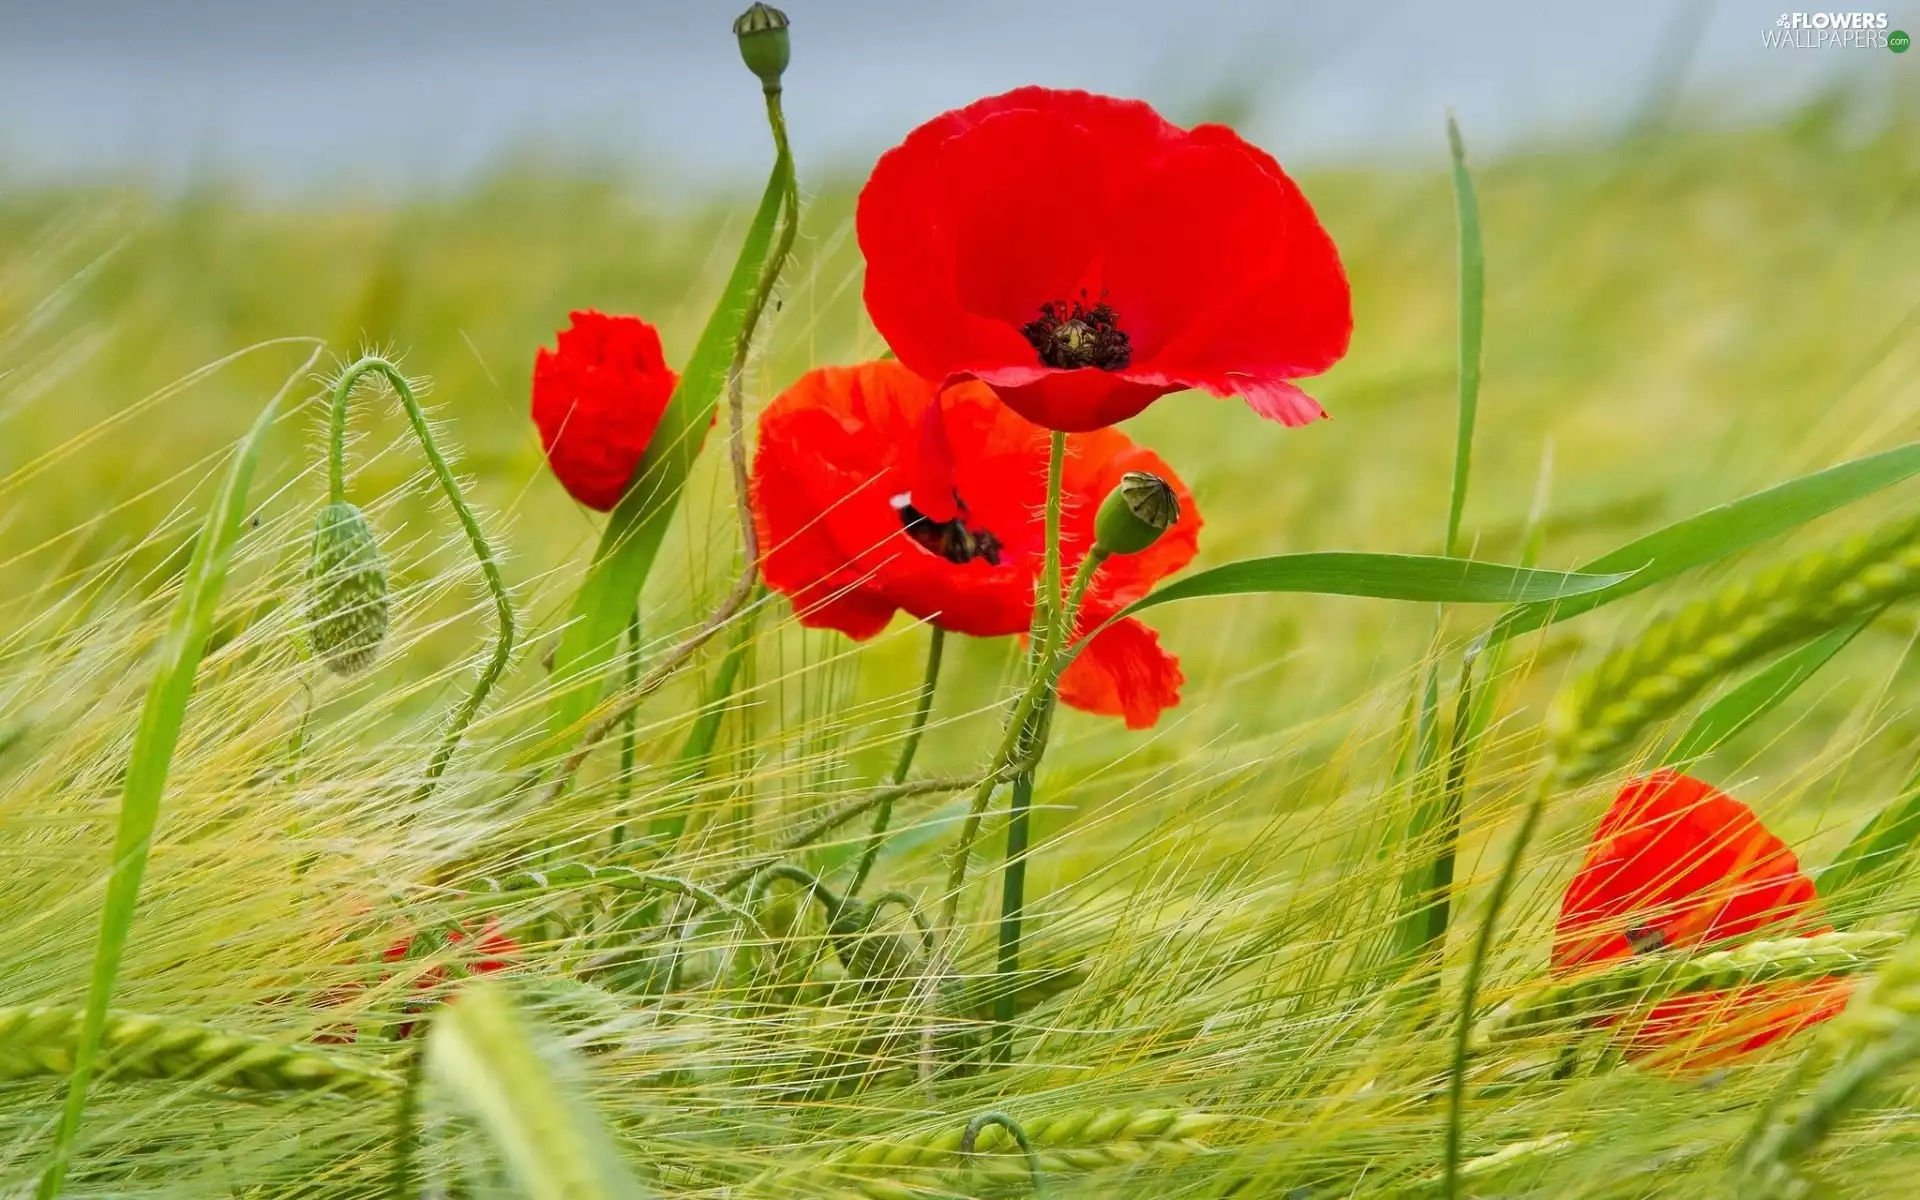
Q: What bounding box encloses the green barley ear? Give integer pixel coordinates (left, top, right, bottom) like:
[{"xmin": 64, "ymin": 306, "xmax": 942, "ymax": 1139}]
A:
[
  {"xmin": 303, "ymin": 499, "xmax": 390, "ymax": 675},
  {"xmin": 1738, "ymin": 926, "xmax": 1920, "ymax": 1195},
  {"xmin": 1549, "ymin": 513, "xmax": 1920, "ymax": 782}
]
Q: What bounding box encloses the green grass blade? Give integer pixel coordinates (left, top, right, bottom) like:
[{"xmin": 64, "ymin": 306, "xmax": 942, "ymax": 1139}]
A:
[
  {"xmin": 1821, "ymin": 760, "xmax": 1920, "ymax": 916},
  {"xmin": 1487, "ymin": 440, "xmax": 1920, "ymax": 648},
  {"xmin": 547, "ymin": 151, "xmax": 790, "ymax": 738},
  {"xmin": 1112, "ymin": 554, "xmax": 1628, "ymax": 621},
  {"xmin": 38, "ymin": 348, "xmax": 320, "ymax": 1199},
  {"xmin": 1664, "ymin": 616, "xmax": 1870, "ymax": 767},
  {"xmin": 1443, "ymin": 114, "xmax": 1483, "ymax": 560},
  {"xmin": 427, "ymin": 983, "xmax": 652, "ymax": 1200}
]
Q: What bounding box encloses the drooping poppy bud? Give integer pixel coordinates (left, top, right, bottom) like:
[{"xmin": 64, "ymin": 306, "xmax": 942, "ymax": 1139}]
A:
[
  {"xmin": 303, "ymin": 500, "xmax": 389, "ymax": 675},
  {"xmin": 732, "ymin": 3, "xmax": 790, "ymax": 89},
  {"xmin": 1094, "ymin": 471, "xmax": 1179, "ymax": 557}
]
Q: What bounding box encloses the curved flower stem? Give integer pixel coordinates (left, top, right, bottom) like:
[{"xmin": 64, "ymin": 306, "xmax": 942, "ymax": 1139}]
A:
[
  {"xmin": 1443, "ymin": 768, "xmax": 1552, "ymax": 1200},
  {"xmin": 848, "ymin": 624, "xmax": 947, "ymax": 898},
  {"xmin": 716, "ymin": 763, "xmax": 1033, "ymax": 895},
  {"xmin": 1061, "ymin": 547, "xmax": 1106, "ymax": 639},
  {"xmin": 961, "ymin": 1111, "xmax": 1046, "ymax": 1197},
  {"xmin": 327, "ymin": 356, "xmax": 517, "ymax": 806}
]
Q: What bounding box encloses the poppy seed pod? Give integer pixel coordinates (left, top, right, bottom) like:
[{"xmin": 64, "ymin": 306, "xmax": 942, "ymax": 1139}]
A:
[
  {"xmin": 304, "ymin": 501, "xmax": 390, "ymax": 675},
  {"xmin": 1094, "ymin": 471, "xmax": 1179, "ymax": 557},
  {"xmin": 732, "ymin": 3, "xmax": 790, "ymax": 89}
]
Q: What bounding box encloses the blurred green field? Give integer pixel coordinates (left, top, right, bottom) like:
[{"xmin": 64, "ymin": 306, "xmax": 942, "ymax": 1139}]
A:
[{"xmin": 3, "ymin": 87, "xmax": 1920, "ymax": 1196}]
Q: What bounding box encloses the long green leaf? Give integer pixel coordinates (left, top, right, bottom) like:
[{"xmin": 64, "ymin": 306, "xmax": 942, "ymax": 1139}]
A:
[
  {"xmin": 427, "ymin": 984, "xmax": 652, "ymax": 1200},
  {"xmin": 1112, "ymin": 554, "xmax": 1629, "ymax": 622},
  {"xmin": 1664, "ymin": 617, "xmax": 1871, "ymax": 767},
  {"xmin": 1486, "ymin": 440, "xmax": 1920, "ymax": 648},
  {"xmin": 1442, "ymin": 114, "xmax": 1483, "ymax": 560},
  {"xmin": 39, "ymin": 348, "xmax": 319, "ymax": 1198},
  {"xmin": 547, "ymin": 153, "xmax": 791, "ymax": 737}
]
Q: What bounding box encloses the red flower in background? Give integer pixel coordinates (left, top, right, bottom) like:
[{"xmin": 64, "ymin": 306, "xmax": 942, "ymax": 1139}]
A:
[
  {"xmin": 1555, "ymin": 771, "xmax": 1848, "ymax": 1069},
  {"xmin": 751, "ymin": 359, "xmax": 1200, "ymax": 729},
  {"xmin": 532, "ymin": 310, "xmax": 680, "ymax": 511},
  {"xmin": 312, "ymin": 919, "xmax": 519, "ymax": 1044},
  {"xmin": 857, "ymin": 87, "xmax": 1351, "ymax": 432}
]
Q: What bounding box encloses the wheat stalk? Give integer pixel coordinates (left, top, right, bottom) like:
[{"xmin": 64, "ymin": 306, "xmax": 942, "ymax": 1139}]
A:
[
  {"xmin": 1549, "ymin": 515, "xmax": 1920, "ymax": 782},
  {"xmin": 756, "ymin": 1108, "xmax": 1227, "ymax": 1196},
  {"xmin": 1479, "ymin": 931, "xmax": 1901, "ymax": 1046},
  {"xmin": 0, "ymin": 1003, "xmax": 399, "ymax": 1099},
  {"xmin": 1738, "ymin": 927, "xmax": 1920, "ymax": 1195}
]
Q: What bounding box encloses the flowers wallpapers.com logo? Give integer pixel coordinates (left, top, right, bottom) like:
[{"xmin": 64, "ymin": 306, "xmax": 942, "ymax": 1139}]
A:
[{"xmin": 1765, "ymin": 11, "xmax": 1907, "ymax": 48}]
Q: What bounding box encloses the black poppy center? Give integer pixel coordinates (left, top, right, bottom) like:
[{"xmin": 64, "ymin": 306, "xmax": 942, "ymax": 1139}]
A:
[
  {"xmin": 896, "ymin": 495, "xmax": 1003, "ymax": 566},
  {"xmin": 1022, "ymin": 293, "xmax": 1131, "ymax": 371},
  {"xmin": 1624, "ymin": 924, "xmax": 1667, "ymax": 954}
]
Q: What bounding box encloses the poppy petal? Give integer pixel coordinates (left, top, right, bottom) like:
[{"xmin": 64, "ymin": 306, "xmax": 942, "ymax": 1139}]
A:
[
  {"xmin": 1059, "ymin": 614, "xmax": 1183, "ymax": 729},
  {"xmin": 531, "ymin": 310, "xmax": 681, "ymax": 511},
  {"xmin": 751, "ymin": 359, "xmax": 1198, "ymax": 729},
  {"xmin": 1628, "ymin": 979, "xmax": 1852, "ymax": 1070},
  {"xmin": 978, "ymin": 366, "xmax": 1173, "ymax": 433},
  {"xmin": 857, "ymin": 88, "xmax": 1348, "ymax": 432},
  {"xmin": 1555, "ymin": 771, "xmax": 1825, "ymax": 971},
  {"xmin": 935, "ymin": 108, "xmax": 1110, "ymax": 327}
]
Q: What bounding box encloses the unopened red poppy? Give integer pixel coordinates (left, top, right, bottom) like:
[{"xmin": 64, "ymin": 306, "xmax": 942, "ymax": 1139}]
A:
[
  {"xmin": 1554, "ymin": 770, "xmax": 1848, "ymax": 1069},
  {"xmin": 532, "ymin": 309, "xmax": 680, "ymax": 511},
  {"xmin": 857, "ymin": 87, "xmax": 1351, "ymax": 432},
  {"xmin": 751, "ymin": 359, "xmax": 1200, "ymax": 729}
]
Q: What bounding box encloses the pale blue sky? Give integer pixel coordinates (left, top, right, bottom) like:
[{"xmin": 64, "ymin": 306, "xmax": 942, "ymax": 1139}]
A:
[{"xmin": 0, "ymin": 1, "xmax": 1908, "ymax": 193}]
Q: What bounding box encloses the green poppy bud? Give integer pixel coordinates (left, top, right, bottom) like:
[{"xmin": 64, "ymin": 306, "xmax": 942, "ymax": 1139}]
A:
[
  {"xmin": 732, "ymin": 3, "xmax": 790, "ymax": 89},
  {"xmin": 1094, "ymin": 471, "xmax": 1179, "ymax": 557},
  {"xmin": 303, "ymin": 501, "xmax": 389, "ymax": 675}
]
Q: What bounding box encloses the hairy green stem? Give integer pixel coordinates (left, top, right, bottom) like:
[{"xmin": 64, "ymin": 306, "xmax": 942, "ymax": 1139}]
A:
[
  {"xmin": 716, "ymin": 767, "xmax": 1030, "ymax": 895},
  {"xmin": 990, "ymin": 431, "xmax": 1070, "ymax": 1063},
  {"xmin": 849, "ymin": 624, "xmax": 947, "ymax": 898},
  {"xmin": 387, "ymin": 1039, "xmax": 425, "ymax": 1199},
  {"xmin": 542, "ymin": 82, "xmax": 798, "ymax": 804},
  {"xmin": 610, "ymin": 607, "xmax": 641, "ymax": 847},
  {"xmin": 1039, "ymin": 431, "xmax": 1069, "ymax": 663},
  {"xmin": 327, "ymin": 357, "xmax": 517, "ymax": 806},
  {"xmin": 993, "ymin": 765, "xmax": 1037, "ymax": 1064}
]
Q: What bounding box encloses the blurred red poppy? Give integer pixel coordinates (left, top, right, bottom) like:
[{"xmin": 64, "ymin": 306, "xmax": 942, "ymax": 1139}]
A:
[
  {"xmin": 857, "ymin": 86, "xmax": 1351, "ymax": 432},
  {"xmin": 751, "ymin": 359, "xmax": 1200, "ymax": 728},
  {"xmin": 312, "ymin": 919, "xmax": 519, "ymax": 1043},
  {"xmin": 1554, "ymin": 770, "xmax": 1848, "ymax": 1069},
  {"xmin": 531, "ymin": 309, "xmax": 680, "ymax": 511}
]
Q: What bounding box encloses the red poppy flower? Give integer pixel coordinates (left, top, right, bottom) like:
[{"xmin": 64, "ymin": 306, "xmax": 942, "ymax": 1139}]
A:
[
  {"xmin": 857, "ymin": 86, "xmax": 1351, "ymax": 433},
  {"xmin": 1554, "ymin": 770, "xmax": 1848, "ymax": 1069},
  {"xmin": 311, "ymin": 919, "xmax": 519, "ymax": 1043},
  {"xmin": 751, "ymin": 359, "xmax": 1200, "ymax": 729},
  {"xmin": 531, "ymin": 309, "xmax": 680, "ymax": 511}
]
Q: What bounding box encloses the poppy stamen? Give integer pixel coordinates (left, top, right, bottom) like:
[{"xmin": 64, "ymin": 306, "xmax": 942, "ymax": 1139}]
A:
[
  {"xmin": 895, "ymin": 498, "xmax": 1004, "ymax": 565},
  {"xmin": 1022, "ymin": 293, "xmax": 1131, "ymax": 372}
]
